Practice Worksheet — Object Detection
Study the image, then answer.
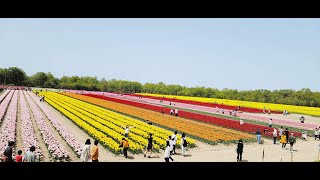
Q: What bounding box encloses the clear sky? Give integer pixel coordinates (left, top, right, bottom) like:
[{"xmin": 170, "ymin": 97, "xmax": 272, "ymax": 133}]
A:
[{"xmin": 1, "ymin": 18, "xmax": 319, "ymax": 91}]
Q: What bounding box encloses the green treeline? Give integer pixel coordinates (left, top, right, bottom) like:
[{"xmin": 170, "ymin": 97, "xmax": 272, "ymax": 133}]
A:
[{"xmin": 1, "ymin": 66, "xmax": 320, "ymax": 107}]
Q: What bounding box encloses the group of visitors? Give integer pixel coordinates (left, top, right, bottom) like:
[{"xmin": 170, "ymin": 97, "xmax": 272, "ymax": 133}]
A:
[
  {"xmin": 164, "ymin": 131, "xmax": 188, "ymax": 162},
  {"xmin": 0, "ymin": 141, "xmax": 37, "ymax": 162},
  {"xmin": 170, "ymin": 108, "xmax": 179, "ymax": 116},
  {"xmin": 80, "ymin": 139, "xmax": 99, "ymax": 162}
]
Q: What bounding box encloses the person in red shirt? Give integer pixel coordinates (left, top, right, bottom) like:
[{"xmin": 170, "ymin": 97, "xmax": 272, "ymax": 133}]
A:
[{"xmin": 15, "ymin": 150, "xmax": 23, "ymax": 162}]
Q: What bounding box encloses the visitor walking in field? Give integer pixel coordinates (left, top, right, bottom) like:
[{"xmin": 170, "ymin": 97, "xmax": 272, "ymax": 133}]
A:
[
  {"xmin": 268, "ymin": 108, "xmax": 271, "ymax": 115},
  {"xmin": 171, "ymin": 131, "xmax": 178, "ymax": 155},
  {"xmin": 3, "ymin": 141, "xmax": 14, "ymax": 162},
  {"xmin": 180, "ymin": 133, "xmax": 187, "ymax": 157},
  {"xmin": 164, "ymin": 140, "xmax": 173, "ymax": 162},
  {"xmin": 236, "ymin": 139, "xmax": 243, "ymax": 162},
  {"xmin": 170, "ymin": 109, "xmax": 174, "ymax": 115},
  {"xmin": 122, "ymin": 125, "xmax": 135, "ymax": 138},
  {"xmin": 91, "ymin": 140, "xmax": 99, "ymax": 162},
  {"xmin": 168, "ymin": 136, "xmax": 174, "ymax": 155},
  {"xmin": 255, "ymin": 129, "xmax": 262, "ymax": 144},
  {"xmin": 23, "ymin": 146, "xmax": 37, "ymax": 162},
  {"xmin": 144, "ymin": 133, "xmax": 153, "ymax": 158},
  {"xmin": 268, "ymin": 119, "xmax": 273, "ymax": 128},
  {"xmin": 301, "ymin": 131, "xmax": 308, "ymax": 141},
  {"xmin": 278, "ymin": 126, "xmax": 284, "ymax": 137},
  {"xmin": 80, "ymin": 139, "xmax": 91, "ymax": 162},
  {"xmin": 314, "ymin": 128, "xmax": 319, "ymax": 140},
  {"xmin": 285, "ymin": 128, "xmax": 289, "ymax": 143},
  {"xmin": 119, "ymin": 138, "xmax": 129, "ymax": 158},
  {"xmin": 288, "ymin": 133, "xmax": 296, "ymax": 151},
  {"xmin": 280, "ymin": 134, "xmax": 287, "ymax": 149},
  {"xmin": 240, "ymin": 118, "xmax": 244, "ymax": 125},
  {"xmin": 175, "ymin": 109, "xmax": 179, "ymax": 116},
  {"xmin": 272, "ymin": 128, "xmax": 278, "ymax": 144}
]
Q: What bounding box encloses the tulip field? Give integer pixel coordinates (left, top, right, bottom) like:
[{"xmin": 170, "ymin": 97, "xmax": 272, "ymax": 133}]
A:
[
  {"xmin": 61, "ymin": 92, "xmax": 256, "ymax": 144},
  {"xmin": 137, "ymin": 93, "xmax": 320, "ymax": 117},
  {"xmin": 1, "ymin": 88, "xmax": 317, "ymax": 162}
]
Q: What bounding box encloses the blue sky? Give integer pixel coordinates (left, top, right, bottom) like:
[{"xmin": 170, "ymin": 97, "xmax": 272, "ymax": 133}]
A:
[{"xmin": 1, "ymin": 18, "xmax": 319, "ymax": 91}]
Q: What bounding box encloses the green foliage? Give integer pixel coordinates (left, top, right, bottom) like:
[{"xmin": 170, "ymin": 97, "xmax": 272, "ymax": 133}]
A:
[
  {"xmin": 1, "ymin": 66, "xmax": 320, "ymax": 108},
  {"xmin": 0, "ymin": 67, "xmax": 27, "ymax": 85}
]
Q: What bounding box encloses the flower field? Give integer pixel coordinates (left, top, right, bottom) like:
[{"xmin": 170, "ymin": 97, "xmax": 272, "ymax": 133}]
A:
[
  {"xmin": 61, "ymin": 92, "xmax": 256, "ymax": 144},
  {"xmin": 137, "ymin": 93, "xmax": 320, "ymax": 117},
  {"xmin": 80, "ymin": 93, "xmax": 302, "ymax": 138},
  {"xmin": 26, "ymin": 91, "xmax": 83, "ymax": 157},
  {"xmin": 38, "ymin": 91, "xmax": 196, "ymax": 154}
]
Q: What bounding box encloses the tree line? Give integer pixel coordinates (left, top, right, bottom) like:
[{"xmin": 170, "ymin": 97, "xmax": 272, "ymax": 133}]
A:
[{"xmin": 1, "ymin": 67, "xmax": 320, "ymax": 107}]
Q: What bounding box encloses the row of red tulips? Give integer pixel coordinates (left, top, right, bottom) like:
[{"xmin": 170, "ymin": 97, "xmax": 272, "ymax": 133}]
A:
[{"xmin": 82, "ymin": 94, "xmax": 301, "ymax": 138}]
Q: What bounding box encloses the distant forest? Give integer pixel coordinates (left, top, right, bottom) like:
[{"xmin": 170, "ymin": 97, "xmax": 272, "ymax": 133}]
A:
[{"xmin": 1, "ymin": 67, "xmax": 320, "ymax": 107}]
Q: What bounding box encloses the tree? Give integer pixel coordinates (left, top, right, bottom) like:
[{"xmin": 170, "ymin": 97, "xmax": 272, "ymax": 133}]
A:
[
  {"xmin": 0, "ymin": 67, "xmax": 27, "ymax": 85},
  {"xmin": 30, "ymin": 72, "xmax": 48, "ymax": 87}
]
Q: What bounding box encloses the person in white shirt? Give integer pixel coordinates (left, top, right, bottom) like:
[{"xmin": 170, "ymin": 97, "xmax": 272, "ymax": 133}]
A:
[
  {"xmin": 171, "ymin": 131, "xmax": 178, "ymax": 155},
  {"xmin": 180, "ymin": 133, "xmax": 187, "ymax": 157},
  {"xmin": 314, "ymin": 128, "xmax": 319, "ymax": 140},
  {"xmin": 272, "ymin": 128, "xmax": 277, "ymax": 144},
  {"xmin": 170, "ymin": 109, "xmax": 174, "ymax": 115},
  {"xmin": 168, "ymin": 136, "xmax": 174, "ymax": 155},
  {"xmin": 122, "ymin": 125, "xmax": 134, "ymax": 138},
  {"xmin": 240, "ymin": 118, "xmax": 244, "ymax": 125},
  {"xmin": 279, "ymin": 126, "xmax": 284, "ymax": 137},
  {"xmin": 175, "ymin": 109, "xmax": 179, "ymax": 116},
  {"xmin": 301, "ymin": 131, "xmax": 308, "ymax": 141},
  {"xmin": 164, "ymin": 140, "xmax": 173, "ymax": 162},
  {"xmin": 268, "ymin": 119, "xmax": 273, "ymax": 128},
  {"xmin": 80, "ymin": 139, "xmax": 91, "ymax": 162}
]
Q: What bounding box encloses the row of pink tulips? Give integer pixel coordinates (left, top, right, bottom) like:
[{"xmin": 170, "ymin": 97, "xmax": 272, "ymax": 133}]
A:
[
  {"xmin": 0, "ymin": 91, "xmax": 14, "ymax": 124},
  {"xmin": 20, "ymin": 90, "xmax": 43, "ymax": 160},
  {"xmin": 0, "ymin": 90, "xmax": 10, "ymax": 104},
  {"xmin": 24, "ymin": 91, "xmax": 69, "ymax": 161},
  {"xmin": 27, "ymin": 91, "xmax": 82, "ymax": 157},
  {"xmin": 0, "ymin": 91, "xmax": 18, "ymax": 154}
]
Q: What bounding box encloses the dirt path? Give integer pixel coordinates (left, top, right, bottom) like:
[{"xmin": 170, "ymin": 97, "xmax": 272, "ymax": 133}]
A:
[
  {"xmin": 22, "ymin": 92, "xmax": 52, "ymax": 162},
  {"xmin": 15, "ymin": 91, "xmax": 23, "ymax": 154},
  {"xmin": 25, "ymin": 91, "xmax": 79, "ymax": 162}
]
